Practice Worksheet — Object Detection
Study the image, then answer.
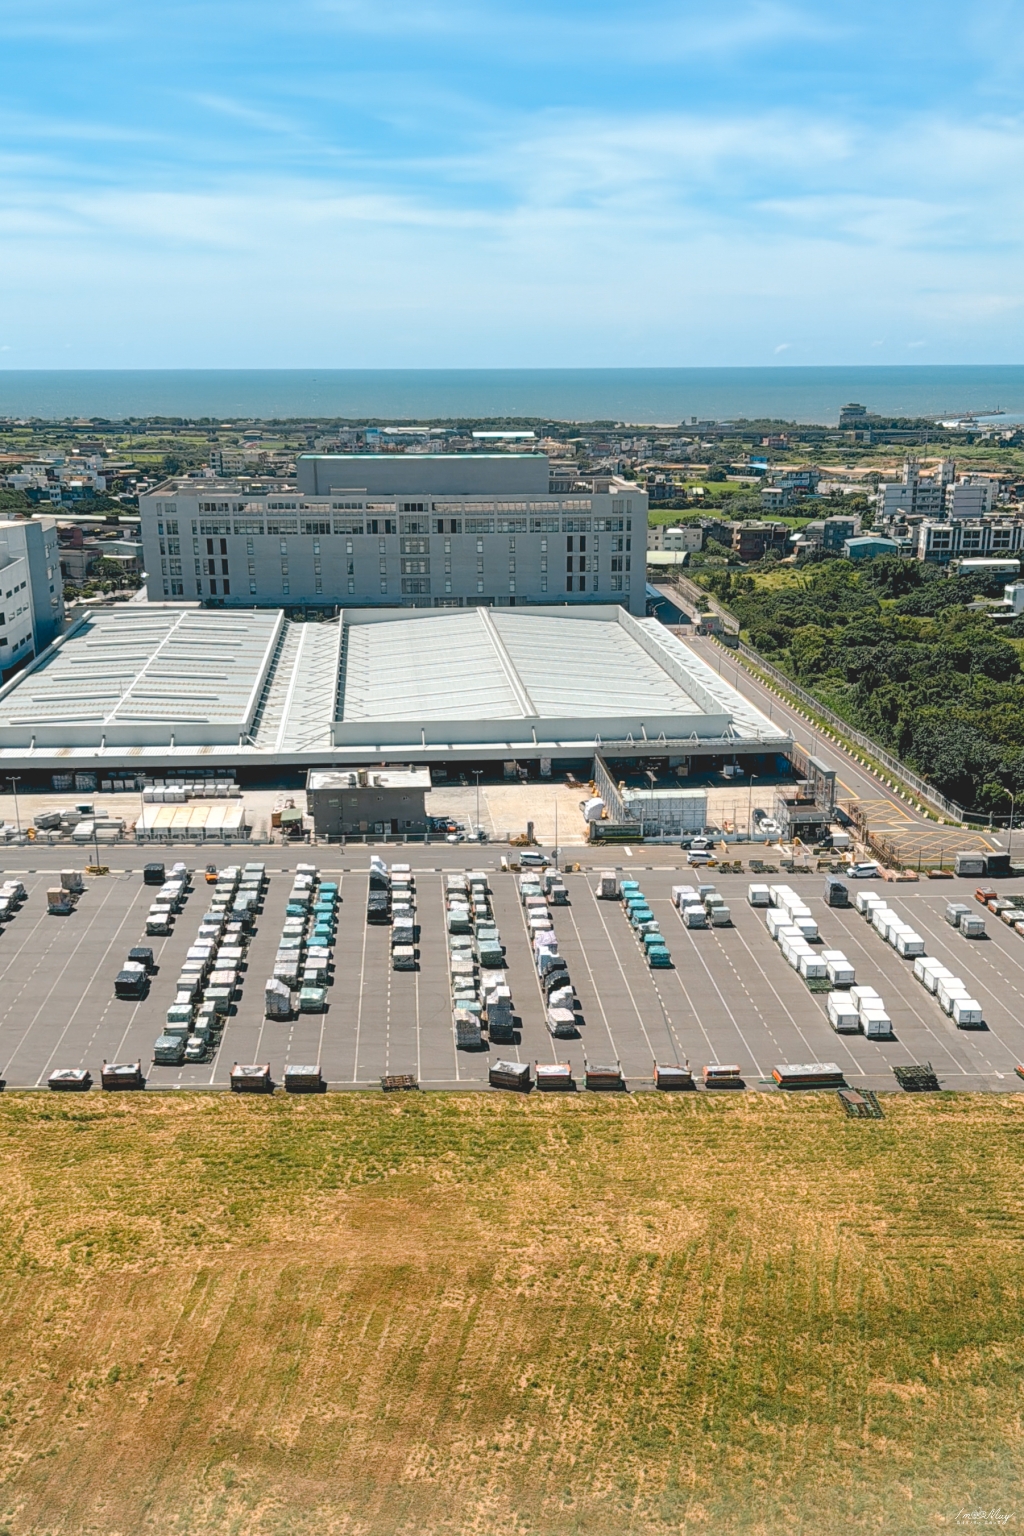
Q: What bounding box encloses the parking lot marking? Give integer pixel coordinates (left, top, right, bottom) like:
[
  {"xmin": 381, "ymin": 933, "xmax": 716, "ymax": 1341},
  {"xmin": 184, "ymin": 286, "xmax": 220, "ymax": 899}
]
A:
[
  {"xmin": 825, "ymin": 906, "xmax": 973, "ymax": 1075},
  {"xmin": 1, "ymin": 874, "xmax": 135, "ymax": 1083},
  {"xmin": 580, "ymin": 887, "xmax": 670, "ymax": 1067},
  {"xmin": 673, "ymin": 914, "xmax": 767, "ymax": 1077},
  {"xmin": 352, "ymin": 893, "xmax": 371, "ymax": 1084},
  {"xmin": 879, "ymin": 898, "xmax": 1023, "ymax": 1067}
]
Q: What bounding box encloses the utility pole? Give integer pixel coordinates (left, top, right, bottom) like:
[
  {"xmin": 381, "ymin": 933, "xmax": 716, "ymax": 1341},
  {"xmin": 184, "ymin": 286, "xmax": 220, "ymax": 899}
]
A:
[
  {"xmin": 7, "ymin": 776, "xmax": 20, "ymax": 838},
  {"xmin": 472, "ymin": 769, "xmax": 482, "ymax": 837},
  {"xmin": 748, "ymin": 775, "xmax": 757, "ymax": 838}
]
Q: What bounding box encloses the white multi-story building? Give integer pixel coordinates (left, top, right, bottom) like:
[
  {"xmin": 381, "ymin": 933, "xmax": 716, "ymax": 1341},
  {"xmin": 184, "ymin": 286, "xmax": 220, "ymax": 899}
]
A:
[
  {"xmin": 647, "ymin": 524, "xmax": 703, "ymax": 553},
  {"xmin": 946, "ymin": 478, "xmax": 995, "ymax": 518},
  {"xmin": 139, "ymin": 454, "xmax": 648, "ymax": 615},
  {"xmin": 916, "ymin": 517, "xmax": 1024, "ymax": 564},
  {"xmin": 0, "ymin": 517, "xmax": 64, "ymax": 673}
]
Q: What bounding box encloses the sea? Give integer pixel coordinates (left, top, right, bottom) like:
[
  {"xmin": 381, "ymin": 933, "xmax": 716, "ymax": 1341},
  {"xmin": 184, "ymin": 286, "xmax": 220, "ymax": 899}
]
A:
[{"xmin": 0, "ymin": 366, "xmax": 1023, "ymax": 426}]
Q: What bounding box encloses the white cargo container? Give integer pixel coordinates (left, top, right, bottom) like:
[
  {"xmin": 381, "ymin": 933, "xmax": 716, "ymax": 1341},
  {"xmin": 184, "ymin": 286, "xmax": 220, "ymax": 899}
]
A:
[
  {"xmin": 598, "ymin": 871, "xmax": 621, "ymax": 900},
  {"xmin": 952, "ymin": 996, "xmax": 984, "ymax": 1028},
  {"xmin": 710, "ymin": 905, "xmax": 732, "ymax": 926},
  {"xmin": 938, "ymin": 977, "xmax": 970, "ymax": 1015},
  {"xmin": 793, "ymin": 917, "xmax": 819, "ymax": 941},
  {"xmin": 783, "ymin": 940, "xmax": 812, "ymax": 969},
  {"xmin": 872, "ymin": 906, "xmax": 895, "ymax": 935},
  {"xmin": 825, "ymin": 959, "xmax": 855, "ymax": 988},
  {"xmin": 851, "ymin": 985, "xmax": 880, "ymax": 1011},
  {"xmin": 682, "ymin": 904, "xmax": 707, "ymax": 928},
  {"xmin": 672, "ymin": 885, "xmax": 697, "ymax": 909},
  {"xmin": 861, "ymin": 1008, "xmax": 892, "ymax": 1038},
  {"xmin": 798, "ymin": 952, "xmax": 827, "ymax": 980},
  {"xmin": 856, "ymin": 891, "xmax": 884, "ymax": 916},
  {"xmin": 827, "ymin": 994, "xmax": 861, "ymax": 1032},
  {"xmin": 896, "ymin": 930, "xmax": 926, "ymax": 958},
  {"xmin": 747, "ymin": 884, "xmax": 771, "ymax": 907},
  {"xmin": 766, "ymin": 909, "xmax": 791, "ymax": 940},
  {"xmin": 917, "ymin": 959, "xmax": 953, "ymax": 993}
]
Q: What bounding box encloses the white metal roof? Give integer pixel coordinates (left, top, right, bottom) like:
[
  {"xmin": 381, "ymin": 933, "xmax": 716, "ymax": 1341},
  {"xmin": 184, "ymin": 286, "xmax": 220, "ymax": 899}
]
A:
[
  {"xmin": 0, "ymin": 603, "xmax": 791, "ymax": 763},
  {"xmin": 0, "ymin": 607, "xmax": 281, "ymax": 745}
]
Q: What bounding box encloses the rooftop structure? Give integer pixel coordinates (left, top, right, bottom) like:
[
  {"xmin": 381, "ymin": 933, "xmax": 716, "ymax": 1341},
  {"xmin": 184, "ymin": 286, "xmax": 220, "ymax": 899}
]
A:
[{"xmin": 0, "ymin": 604, "xmax": 791, "ymax": 773}]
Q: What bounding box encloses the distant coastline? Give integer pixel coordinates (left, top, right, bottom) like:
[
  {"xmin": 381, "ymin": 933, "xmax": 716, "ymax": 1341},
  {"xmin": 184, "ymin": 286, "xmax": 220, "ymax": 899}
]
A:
[{"xmin": 1, "ymin": 365, "xmax": 1023, "ymax": 425}]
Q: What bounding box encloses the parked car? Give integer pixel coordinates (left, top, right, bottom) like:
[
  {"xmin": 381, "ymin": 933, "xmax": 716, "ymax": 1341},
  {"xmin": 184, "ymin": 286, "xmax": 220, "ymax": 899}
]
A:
[{"xmin": 519, "ymin": 851, "xmax": 550, "ymax": 867}]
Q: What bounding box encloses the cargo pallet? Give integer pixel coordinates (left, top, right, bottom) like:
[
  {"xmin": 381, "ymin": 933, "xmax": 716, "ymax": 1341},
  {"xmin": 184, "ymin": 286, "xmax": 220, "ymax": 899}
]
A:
[
  {"xmin": 654, "ymin": 1061, "xmax": 694, "ymax": 1090},
  {"xmin": 380, "ymin": 1073, "xmax": 418, "ymax": 1092},
  {"xmin": 838, "ymin": 1087, "xmax": 884, "ymax": 1119},
  {"xmin": 893, "ymin": 1062, "xmax": 941, "ymax": 1093},
  {"xmin": 583, "ymin": 1058, "xmax": 625, "ymax": 1092}
]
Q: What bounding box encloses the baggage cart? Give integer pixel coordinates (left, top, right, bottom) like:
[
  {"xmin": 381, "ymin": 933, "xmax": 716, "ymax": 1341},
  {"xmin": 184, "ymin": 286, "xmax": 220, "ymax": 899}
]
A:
[
  {"xmin": 489, "ymin": 1059, "xmax": 530, "ymax": 1090},
  {"xmin": 102, "ymin": 1060, "xmax": 143, "ymax": 1090},
  {"xmin": 535, "ymin": 1061, "xmax": 573, "ymax": 1090},
  {"xmin": 284, "ymin": 1064, "xmax": 323, "ymax": 1092},
  {"xmin": 230, "ymin": 1063, "xmax": 272, "ymax": 1092},
  {"xmin": 48, "ymin": 1068, "xmax": 91, "ymax": 1091},
  {"xmin": 654, "ymin": 1061, "xmax": 693, "ymax": 1090},
  {"xmin": 584, "ymin": 1059, "xmax": 624, "ymax": 1091},
  {"xmin": 772, "ymin": 1062, "xmax": 844, "ymax": 1088},
  {"xmin": 702, "ymin": 1063, "xmax": 742, "ymax": 1087}
]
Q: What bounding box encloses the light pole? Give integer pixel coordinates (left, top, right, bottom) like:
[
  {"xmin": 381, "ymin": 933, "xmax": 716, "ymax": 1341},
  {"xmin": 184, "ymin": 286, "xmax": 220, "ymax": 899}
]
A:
[
  {"xmin": 1007, "ymin": 791, "xmax": 1016, "ymax": 860},
  {"xmin": 7, "ymin": 775, "xmax": 20, "ymax": 838},
  {"xmin": 747, "ymin": 774, "xmax": 757, "ymax": 839},
  {"xmin": 472, "ymin": 769, "xmax": 482, "ymax": 838}
]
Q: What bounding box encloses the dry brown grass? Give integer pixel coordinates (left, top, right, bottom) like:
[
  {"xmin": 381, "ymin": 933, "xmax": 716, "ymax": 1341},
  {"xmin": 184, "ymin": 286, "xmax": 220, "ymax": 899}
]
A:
[{"xmin": 0, "ymin": 1091, "xmax": 1021, "ymax": 1535}]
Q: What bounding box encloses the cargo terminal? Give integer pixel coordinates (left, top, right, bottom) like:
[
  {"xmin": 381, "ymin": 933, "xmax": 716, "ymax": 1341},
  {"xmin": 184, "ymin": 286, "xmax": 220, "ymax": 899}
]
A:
[{"xmin": 0, "ymin": 603, "xmax": 794, "ymax": 834}]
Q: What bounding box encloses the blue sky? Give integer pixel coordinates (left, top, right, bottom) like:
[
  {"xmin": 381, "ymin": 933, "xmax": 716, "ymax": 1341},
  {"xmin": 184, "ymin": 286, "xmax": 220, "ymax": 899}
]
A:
[{"xmin": 1, "ymin": 0, "xmax": 1023, "ymax": 367}]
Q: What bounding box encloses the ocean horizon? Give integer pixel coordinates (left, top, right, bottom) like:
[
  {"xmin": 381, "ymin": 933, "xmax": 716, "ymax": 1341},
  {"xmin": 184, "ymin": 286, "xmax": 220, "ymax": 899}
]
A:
[{"xmin": 1, "ymin": 365, "xmax": 1023, "ymax": 426}]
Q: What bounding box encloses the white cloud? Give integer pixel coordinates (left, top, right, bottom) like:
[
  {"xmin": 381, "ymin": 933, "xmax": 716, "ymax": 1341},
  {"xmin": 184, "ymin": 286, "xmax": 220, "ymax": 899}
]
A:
[{"xmin": 1, "ymin": 92, "xmax": 1024, "ymax": 365}]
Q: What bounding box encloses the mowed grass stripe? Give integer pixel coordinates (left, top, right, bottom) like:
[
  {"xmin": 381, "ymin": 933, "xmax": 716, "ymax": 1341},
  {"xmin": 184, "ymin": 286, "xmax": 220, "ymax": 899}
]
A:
[{"xmin": 0, "ymin": 1093, "xmax": 1021, "ymax": 1533}]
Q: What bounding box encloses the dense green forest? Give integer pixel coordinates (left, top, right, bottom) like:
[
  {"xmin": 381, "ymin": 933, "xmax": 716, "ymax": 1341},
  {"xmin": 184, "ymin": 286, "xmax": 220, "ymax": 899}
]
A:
[{"xmin": 700, "ymin": 558, "xmax": 1024, "ymax": 811}]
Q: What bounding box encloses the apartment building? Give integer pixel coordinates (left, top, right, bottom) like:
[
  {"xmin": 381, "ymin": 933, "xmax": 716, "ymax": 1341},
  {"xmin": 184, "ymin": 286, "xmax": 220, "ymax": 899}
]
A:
[
  {"xmin": 139, "ymin": 455, "xmax": 648, "ymax": 615},
  {"xmin": 916, "ymin": 517, "xmax": 1024, "ymax": 564},
  {"xmin": 647, "ymin": 524, "xmax": 703, "ymax": 553}
]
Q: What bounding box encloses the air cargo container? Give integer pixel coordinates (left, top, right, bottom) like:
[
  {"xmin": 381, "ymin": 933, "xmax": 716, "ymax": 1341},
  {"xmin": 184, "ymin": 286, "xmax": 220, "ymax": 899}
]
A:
[
  {"xmin": 952, "ymin": 996, "xmax": 984, "ymax": 1028},
  {"xmin": 827, "ymin": 994, "xmax": 860, "ymax": 1032},
  {"xmin": 748, "ymin": 883, "xmax": 771, "ymax": 906}
]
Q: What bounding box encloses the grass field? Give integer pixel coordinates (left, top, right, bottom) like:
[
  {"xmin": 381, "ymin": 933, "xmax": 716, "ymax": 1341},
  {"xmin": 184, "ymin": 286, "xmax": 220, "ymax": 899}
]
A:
[{"xmin": 0, "ymin": 1092, "xmax": 1022, "ymax": 1535}]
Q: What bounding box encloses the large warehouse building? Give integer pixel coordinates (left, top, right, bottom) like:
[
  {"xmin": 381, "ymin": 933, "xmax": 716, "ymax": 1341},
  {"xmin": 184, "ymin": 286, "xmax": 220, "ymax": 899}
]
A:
[
  {"xmin": 138, "ymin": 453, "xmax": 646, "ymax": 614},
  {"xmin": 0, "ymin": 604, "xmax": 791, "ymax": 781}
]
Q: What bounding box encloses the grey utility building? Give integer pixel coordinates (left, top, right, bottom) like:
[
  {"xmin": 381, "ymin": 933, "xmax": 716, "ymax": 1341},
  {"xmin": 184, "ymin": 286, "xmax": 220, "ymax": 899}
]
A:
[
  {"xmin": 138, "ymin": 453, "xmax": 646, "ymax": 614},
  {"xmin": 306, "ymin": 768, "xmax": 432, "ymax": 838}
]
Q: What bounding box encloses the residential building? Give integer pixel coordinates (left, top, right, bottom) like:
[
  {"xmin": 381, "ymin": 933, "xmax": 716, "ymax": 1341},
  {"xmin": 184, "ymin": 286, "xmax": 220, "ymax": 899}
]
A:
[
  {"xmin": 729, "ymin": 522, "xmax": 790, "ymax": 561},
  {"xmin": 139, "ymin": 455, "xmax": 648, "ymax": 615},
  {"xmin": 760, "ymin": 468, "xmax": 819, "ymax": 511},
  {"xmin": 917, "ymin": 518, "xmax": 1024, "ymax": 565},
  {"xmin": 647, "ymin": 524, "xmax": 703, "ymax": 553},
  {"xmin": 946, "ymin": 479, "xmax": 995, "ymax": 518},
  {"xmin": 0, "ymin": 517, "xmax": 63, "ymax": 671},
  {"xmin": 802, "ymin": 515, "xmax": 860, "ymax": 552}
]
